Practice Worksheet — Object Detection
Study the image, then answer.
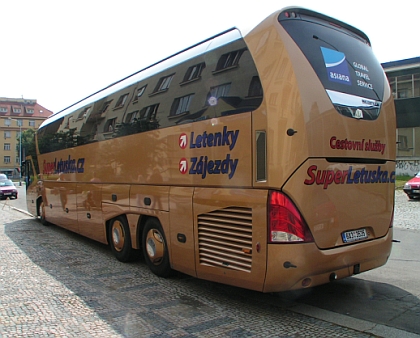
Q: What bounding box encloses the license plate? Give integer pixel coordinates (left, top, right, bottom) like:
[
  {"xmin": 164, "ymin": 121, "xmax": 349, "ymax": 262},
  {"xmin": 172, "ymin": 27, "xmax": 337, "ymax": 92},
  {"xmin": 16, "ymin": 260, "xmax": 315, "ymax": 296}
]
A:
[
  {"xmin": 342, "ymin": 229, "xmax": 368, "ymax": 243},
  {"xmin": 4, "ymin": 193, "xmax": 11, "ymax": 195}
]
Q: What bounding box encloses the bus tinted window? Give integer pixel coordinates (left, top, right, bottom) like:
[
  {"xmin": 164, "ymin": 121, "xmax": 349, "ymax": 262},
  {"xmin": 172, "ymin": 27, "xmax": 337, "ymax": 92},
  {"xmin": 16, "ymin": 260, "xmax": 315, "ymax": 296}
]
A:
[
  {"xmin": 279, "ymin": 10, "xmax": 384, "ymax": 120},
  {"xmin": 37, "ymin": 35, "xmax": 262, "ymax": 155}
]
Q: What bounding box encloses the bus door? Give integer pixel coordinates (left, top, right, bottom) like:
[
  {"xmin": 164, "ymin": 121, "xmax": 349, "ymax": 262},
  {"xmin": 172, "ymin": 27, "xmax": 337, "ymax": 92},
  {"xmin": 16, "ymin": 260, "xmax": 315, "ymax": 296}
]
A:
[{"xmin": 24, "ymin": 156, "xmax": 39, "ymax": 216}]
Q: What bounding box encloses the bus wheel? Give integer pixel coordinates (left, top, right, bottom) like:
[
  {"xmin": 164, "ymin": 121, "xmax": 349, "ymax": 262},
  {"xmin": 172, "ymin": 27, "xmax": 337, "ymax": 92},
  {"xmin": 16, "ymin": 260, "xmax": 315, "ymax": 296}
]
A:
[
  {"xmin": 142, "ymin": 218, "xmax": 172, "ymax": 277},
  {"xmin": 109, "ymin": 216, "xmax": 134, "ymax": 262},
  {"xmin": 38, "ymin": 200, "xmax": 48, "ymax": 226}
]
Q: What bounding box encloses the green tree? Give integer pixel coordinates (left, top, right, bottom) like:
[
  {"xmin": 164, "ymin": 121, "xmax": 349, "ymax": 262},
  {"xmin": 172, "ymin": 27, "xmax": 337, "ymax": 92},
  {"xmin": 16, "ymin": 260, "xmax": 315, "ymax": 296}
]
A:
[
  {"xmin": 18, "ymin": 128, "xmax": 39, "ymax": 174},
  {"xmin": 20, "ymin": 128, "xmax": 37, "ymax": 160}
]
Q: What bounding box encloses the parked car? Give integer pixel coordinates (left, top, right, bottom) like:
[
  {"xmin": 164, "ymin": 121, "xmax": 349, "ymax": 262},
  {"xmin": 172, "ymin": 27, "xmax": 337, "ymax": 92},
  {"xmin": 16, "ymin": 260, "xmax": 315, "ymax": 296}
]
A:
[
  {"xmin": 0, "ymin": 174, "xmax": 7, "ymax": 180},
  {"xmin": 0, "ymin": 179, "xmax": 18, "ymax": 200},
  {"xmin": 403, "ymin": 171, "xmax": 420, "ymax": 199}
]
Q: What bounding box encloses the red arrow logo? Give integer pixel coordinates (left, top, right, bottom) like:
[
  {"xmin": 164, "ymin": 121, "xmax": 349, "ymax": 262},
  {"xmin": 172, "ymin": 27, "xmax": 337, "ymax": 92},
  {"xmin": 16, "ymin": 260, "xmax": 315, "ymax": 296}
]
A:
[
  {"xmin": 179, "ymin": 158, "xmax": 188, "ymax": 174},
  {"xmin": 179, "ymin": 133, "xmax": 188, "ymax": 149}
]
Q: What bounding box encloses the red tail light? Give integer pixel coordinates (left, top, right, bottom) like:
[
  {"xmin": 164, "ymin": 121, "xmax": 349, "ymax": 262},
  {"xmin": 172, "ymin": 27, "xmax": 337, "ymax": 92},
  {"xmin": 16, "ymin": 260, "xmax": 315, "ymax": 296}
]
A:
[{"xmin": 268, "ymin": 191, "xmax": 314, "ymax": 243}]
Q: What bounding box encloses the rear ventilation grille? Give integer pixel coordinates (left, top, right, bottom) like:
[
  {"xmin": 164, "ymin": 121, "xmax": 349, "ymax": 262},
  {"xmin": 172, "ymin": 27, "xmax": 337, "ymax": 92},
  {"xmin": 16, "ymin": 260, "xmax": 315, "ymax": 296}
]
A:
[{"xmin": 197, "ymin": 207, "xmax": 253, "ymax": 273}]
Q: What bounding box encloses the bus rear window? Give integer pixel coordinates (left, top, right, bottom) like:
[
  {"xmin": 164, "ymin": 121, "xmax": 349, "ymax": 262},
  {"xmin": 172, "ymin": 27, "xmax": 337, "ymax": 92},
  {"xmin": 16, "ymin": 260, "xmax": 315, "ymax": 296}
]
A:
[{"xmin": 279, "ymin": 9, "xmax": 384, "ymax": 120}]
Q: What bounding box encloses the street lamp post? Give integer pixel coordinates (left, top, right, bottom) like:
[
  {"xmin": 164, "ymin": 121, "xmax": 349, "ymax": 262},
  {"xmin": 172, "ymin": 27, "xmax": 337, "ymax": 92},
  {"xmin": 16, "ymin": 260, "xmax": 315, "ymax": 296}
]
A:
[{"xmin": 8, "ymin": 118, "xmax": 22, "ymax": 186}]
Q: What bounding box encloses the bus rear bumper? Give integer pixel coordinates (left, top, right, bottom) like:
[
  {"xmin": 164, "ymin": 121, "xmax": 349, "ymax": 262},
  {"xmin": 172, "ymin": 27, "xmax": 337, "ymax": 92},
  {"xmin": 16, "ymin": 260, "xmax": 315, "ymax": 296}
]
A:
[{"xmin": 263, "ymin": 228, "xmax": 393, "ymax": 293}]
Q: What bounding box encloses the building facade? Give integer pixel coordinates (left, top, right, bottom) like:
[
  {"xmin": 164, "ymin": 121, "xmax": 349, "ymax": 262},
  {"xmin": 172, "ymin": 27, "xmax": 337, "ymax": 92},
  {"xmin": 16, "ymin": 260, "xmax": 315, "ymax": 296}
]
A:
[
  {"xmin": 0, "ymin": 97, "xmax": 53, "ymax": 178},
  {"xmin": 382, "ymin": 57, "xmax": 420, "ymax": 176}
]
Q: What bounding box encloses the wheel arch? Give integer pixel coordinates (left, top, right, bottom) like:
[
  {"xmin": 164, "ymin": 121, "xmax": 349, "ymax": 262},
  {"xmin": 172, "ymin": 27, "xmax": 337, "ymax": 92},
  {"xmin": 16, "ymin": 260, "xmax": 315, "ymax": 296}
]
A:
[{"xmin": 105, "ymin": 213, "xmax": 129, "ymax": 246}]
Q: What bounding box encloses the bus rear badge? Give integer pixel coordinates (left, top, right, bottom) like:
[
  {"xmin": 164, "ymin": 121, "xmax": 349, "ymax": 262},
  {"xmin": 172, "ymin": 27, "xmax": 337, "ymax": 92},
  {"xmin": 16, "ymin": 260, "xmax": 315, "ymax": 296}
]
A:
[{"xmin": 352, "ymin": 109, "xmax": 363, "ymax": 119}]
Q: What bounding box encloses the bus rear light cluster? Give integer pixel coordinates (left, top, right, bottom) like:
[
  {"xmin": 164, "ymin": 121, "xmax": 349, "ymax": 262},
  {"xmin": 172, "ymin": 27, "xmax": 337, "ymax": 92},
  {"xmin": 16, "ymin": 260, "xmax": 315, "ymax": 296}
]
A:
[{"xmin": 268, "ymin": 191, "xmax": 314, "ymax": 243}]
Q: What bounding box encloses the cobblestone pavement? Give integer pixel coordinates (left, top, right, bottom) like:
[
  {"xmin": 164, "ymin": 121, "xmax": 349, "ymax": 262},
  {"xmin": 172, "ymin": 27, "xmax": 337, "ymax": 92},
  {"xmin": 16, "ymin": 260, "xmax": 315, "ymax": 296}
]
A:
[{"xmin": 0, "ymin": 191, "xmax": 416, "ymax": 337}]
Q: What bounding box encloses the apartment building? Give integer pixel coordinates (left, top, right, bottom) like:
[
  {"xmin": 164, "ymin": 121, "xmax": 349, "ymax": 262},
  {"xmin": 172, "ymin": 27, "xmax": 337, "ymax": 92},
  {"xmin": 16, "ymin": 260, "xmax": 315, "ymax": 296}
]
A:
[
  {"xmin": 0, "ymin": 97, "xmax": 53, "ymax": 178},
  {"xmin": 382, "ymin": 57, "xmax": 420, "ymax": 175}
]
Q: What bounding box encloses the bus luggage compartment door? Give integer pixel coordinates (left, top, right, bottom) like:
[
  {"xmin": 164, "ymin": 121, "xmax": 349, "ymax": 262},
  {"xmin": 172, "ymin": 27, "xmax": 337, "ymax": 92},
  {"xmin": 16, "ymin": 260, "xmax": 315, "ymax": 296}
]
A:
[
  {"xmin": 193, "ymin": 188, "xmax": 268, "ymax": 292},
  {"xmin": 44, "ymin": 180, "xmax": 78, "ymax": 233},
  {"xmin": 169, "ymin": 187, "xmax": 196, "ymax": 277}
]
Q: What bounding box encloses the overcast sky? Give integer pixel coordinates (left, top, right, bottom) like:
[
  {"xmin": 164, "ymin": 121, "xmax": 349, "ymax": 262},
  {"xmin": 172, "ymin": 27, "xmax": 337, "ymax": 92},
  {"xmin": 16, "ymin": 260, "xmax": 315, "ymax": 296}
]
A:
[{"xmin": 2, "ymin": 0, "xmax": 419, "ymax": 113}]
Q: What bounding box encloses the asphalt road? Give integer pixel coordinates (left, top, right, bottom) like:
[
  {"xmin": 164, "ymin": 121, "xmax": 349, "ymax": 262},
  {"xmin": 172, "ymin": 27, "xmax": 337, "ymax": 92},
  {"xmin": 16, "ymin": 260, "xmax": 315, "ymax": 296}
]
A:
[{"xmin": 1, "ymin": 185, "xmax": 419, "ymax": 337}]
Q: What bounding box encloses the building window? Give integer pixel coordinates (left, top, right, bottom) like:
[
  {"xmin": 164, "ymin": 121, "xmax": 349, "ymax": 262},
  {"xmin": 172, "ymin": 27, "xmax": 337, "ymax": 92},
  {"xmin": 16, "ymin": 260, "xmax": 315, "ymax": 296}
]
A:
[
  {"xmin": 4, "ymin": 156, "xmax": 11, "ymax": 164},
  {"xmin": 414, "ymin": 73, "xmax": 420, "ymax": 97},
  {"xmin": 104, "ymin": 118, "xmax": 117, "ymax": 132},
  {"xmin": 152, "ymin": 74, "xmax": 174, "ymax": 94},
  {"xmin": 139, "ymin": 104, "xmax": 159, "ymax": 120},
  {"xmin": 398, "ymin": 135, "xmax": 409, "ymax": 151},
  {"xmin": 4, "ymin": 131, "xmax": 11, "ymax": 139},
  {"xmin": 26, "ymin": 108, "xmax": 34, "ymax": 114},
  {"xmin": 206, "ymin": 83, "xmax": 231, "ymax": 105},
  {"xmin": 390, "ymin": 73, "xmax": 420, "ymax": 99},
  {"xmin": 397, "ymin": 75, "xmax": 412, "ymax": 98},
  {"xmin": 126, "ymin": 111, "xmax": 140, "ymax": 123},
  {"xmin": 114, "ymin": 94, "xmax": 129, "ymax": 109},
  {"xmin": 0, "ymin": 107, "xmax": 7, "ymax": 113},
  {"xmin": 182, "ymin": 63, "xmax": 205, "ymax": 84},
  {"xmin": 117, "ymin": 106, "xmax": 159, "ymax": 137},
  {"xmin": 100, "ymin": 100, "xmax": 113, "ymax": 114},
  {"xmin": 12, "ymin": 107, "xmax": 22, "ymax": 114},
  {"xmin": 4, "ymin": 119, "xmax": 11, "ymax": 126},
  {"xmin": 78, "ymin": 106, "xmax": 91, "ymax": 119},
  {"xmin": 170, "ymin": 94, "xmax": 194, "ymax": 117},
  {"xmin": 133, "ymin": 86, "xmax": 147, "ymax": 102},
  {"xmin": 215, "ymin": 49, "xmax": 245, "ymax": 72},
  {"xmin": 4, "ymin": 143, "xmax": 11, "ymax": 151},
  {"xmin": 29, "ymin": 120, "xmax": 36, "ymax": 127},
  {"xmin": 17, "ymin": 120, "xmax": 23, "ymax": 127}
]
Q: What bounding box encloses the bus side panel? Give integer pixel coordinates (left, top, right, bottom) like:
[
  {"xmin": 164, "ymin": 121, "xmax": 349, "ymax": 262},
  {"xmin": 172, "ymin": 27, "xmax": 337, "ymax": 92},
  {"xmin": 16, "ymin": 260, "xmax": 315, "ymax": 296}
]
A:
[
  {"xmin": 102, "ymin": 184, "xmax": 130, "ymax": 206},
  {"xmin": 166, "ymin": 113, "xmax": 253, "ymax": 188},
  {"xmin": 76, "ymin": 183, "xmax": 106, "ymax": 243},
  {"xmin": 245, "ymin": 16, "xmax": 307, "ymax": 189},
  {"xmin": 44, "ymin": 180, "xmax": 78, "ymax": 233},
  {"xmin": 130, "ymin": 185, "xmax": 169, "ymax": 211},
  {"xmin": 193, "ymin": 188, "xmax": 268, "ymax": 292},
  {"xmin": 169, "ymin": 187, "xmax": 196, "ymax": 277}
]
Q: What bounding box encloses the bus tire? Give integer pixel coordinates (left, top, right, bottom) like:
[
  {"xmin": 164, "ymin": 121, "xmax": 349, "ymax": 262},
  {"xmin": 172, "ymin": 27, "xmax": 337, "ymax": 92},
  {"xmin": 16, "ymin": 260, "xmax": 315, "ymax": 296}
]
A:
[
  {"xmin": 38, "ymin": 200, "xmax": 48, "ymax": 226},
  {"xmin": 109, "ymin": 216, "xmax": 135, "ymax": 262},
  {"xmin": 142, "ymin": 218, "xmax": 173, "ymax": 278}
]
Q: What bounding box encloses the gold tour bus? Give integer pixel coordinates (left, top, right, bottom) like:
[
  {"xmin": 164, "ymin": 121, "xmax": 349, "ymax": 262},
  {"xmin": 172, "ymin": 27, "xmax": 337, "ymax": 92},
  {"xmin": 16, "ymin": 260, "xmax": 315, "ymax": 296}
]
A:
[{"xmin": 25, "ymin": 7, "xmax": 396, "ymax": 292}]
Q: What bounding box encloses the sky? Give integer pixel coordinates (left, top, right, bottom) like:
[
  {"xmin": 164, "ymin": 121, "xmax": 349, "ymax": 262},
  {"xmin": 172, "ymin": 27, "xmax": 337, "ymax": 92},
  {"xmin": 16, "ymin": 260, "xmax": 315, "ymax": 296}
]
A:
[{"xmin": 1, "ymin": 0, "xmax": 419, "ymax": 113}]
